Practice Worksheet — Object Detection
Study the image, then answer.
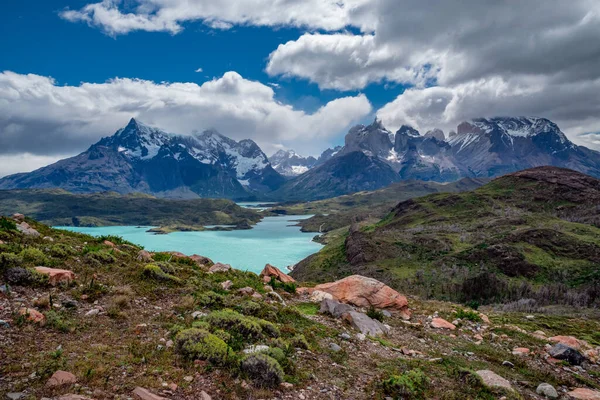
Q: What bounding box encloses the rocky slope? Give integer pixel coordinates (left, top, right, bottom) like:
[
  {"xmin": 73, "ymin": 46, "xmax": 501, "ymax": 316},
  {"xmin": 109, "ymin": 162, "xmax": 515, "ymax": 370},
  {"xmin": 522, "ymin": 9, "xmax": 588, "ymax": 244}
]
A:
[
  {"xmin": 269, "ymin": 150, "xmax": 317, "ymax": 177},
  {"xmin": 0, "ymin": 119, "xmax": 285, "ymax": 199},
  {"xmin": 292, "ymin": 166, "xmax": 600, "ymax": 307},
  {"xmin": 2, "ymin": 214, "xmax": 600, "ymax": 399}
]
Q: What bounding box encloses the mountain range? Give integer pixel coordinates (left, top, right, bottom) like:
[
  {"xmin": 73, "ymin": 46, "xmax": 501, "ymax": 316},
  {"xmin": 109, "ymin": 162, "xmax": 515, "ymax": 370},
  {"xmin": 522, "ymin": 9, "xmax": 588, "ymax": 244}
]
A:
[{"xmin": 1, "ymin": 116, "xmax": 599, "ymax": 200}]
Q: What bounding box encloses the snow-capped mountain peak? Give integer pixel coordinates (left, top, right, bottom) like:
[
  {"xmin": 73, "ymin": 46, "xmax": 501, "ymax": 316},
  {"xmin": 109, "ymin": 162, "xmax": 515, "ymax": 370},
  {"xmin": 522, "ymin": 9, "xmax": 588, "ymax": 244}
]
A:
[{"xmin": 269, "ymin": 149, "xmax": 317, "ymax": 177}]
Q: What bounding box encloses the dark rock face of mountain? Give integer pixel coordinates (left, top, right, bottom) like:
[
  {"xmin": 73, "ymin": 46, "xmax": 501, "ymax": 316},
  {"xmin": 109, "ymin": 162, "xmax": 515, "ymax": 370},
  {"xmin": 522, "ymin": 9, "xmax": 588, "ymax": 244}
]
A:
[
  {"xmin": 0, "ymin": 119, "xmax": 284, "ymax": 199},
  {"xmin": 270, "ymin": 151, "xmax": 400, "ymax": 201},
  {"xmin": 315, "ymin": 146, "xmax": 343, "ymax": 166},
  {"xmin": 269, "ymin": 150, "xmax": 317, "ymax": 177}
]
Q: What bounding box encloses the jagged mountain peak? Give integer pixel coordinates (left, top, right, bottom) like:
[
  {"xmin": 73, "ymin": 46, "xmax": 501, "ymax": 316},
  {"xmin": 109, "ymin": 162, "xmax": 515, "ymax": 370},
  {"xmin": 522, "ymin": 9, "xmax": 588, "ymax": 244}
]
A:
[
  {"xmin": 269, "ymin": 148, "xmax": 317, "ymax": 177},
  {"xmin": 396, "ymin": 125, "xmax": 421, "ymax": 138}
]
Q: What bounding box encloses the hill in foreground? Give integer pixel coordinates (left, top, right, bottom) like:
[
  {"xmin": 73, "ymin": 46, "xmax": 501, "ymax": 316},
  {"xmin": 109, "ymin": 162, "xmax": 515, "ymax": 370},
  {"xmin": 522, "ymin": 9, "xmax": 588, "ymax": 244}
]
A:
[
  {"xmin": 1, "ymin": 214, "xmax": 600, "ymax": 399},
  {"xmin": 292, "ymin": 167, "xmax": 600, "ymax": 308}
]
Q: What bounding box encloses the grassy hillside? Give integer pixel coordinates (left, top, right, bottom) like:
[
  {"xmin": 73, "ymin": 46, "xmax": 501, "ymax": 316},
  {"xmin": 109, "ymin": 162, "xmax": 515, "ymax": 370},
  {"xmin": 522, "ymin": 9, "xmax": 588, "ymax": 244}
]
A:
[
  {"xmin": 292, "ymin": 167, "xmax": 600, "ymax": 308},
  {"xmin": 0, "ymin": 189, "xmax": 261, "ymax": 231},
  {"xmin": 2, "ymin": 215, "xmax": 600, "ymax": 399},
  {"xmin": 273, "ymin": 177, "xmax": 488, "ymax": 233}
]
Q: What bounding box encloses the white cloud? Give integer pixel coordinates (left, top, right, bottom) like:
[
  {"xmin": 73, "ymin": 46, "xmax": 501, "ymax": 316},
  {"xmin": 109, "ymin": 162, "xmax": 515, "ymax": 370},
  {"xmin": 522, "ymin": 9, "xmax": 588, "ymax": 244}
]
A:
[
  {"xmin": 195, "ymin": 67, "xmax": 203, "ymax": 73},
  {"xmin": 59, "ymin": 0, "xmax": 372, "ymax": 36},
  {"xmin": 0, "ymin": 70, "xmax": 372, "ymax": 176},
  {"xmin": 0, "ymin": 154, "xmax": 68, "ymax": 179}
]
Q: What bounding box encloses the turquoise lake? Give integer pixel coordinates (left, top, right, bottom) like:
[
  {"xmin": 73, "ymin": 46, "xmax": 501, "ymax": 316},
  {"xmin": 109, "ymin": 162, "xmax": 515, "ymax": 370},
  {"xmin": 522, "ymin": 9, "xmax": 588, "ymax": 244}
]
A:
[{"xmin": 56, "ymin": 215, "xmax": 322, "ymax": 274}]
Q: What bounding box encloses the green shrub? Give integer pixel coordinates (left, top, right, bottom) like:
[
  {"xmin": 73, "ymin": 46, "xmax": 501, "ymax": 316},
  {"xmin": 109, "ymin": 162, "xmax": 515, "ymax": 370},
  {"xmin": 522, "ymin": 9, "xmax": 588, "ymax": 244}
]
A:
[
  {"xmin": 85, "ymin": 250, "xmax": 116, "ymax": 264},
  {"xmin": 382, "ymin": 369, "xmax": 429, "ymax": 399},
  {"xmin": 265, "ymin": 347, "xmax": 286, "ymax": 364},
  {"xmin": 142, "ymin": 264, "xmax": 181, "ymax": 283},
  {"xmin": 98, "ymin": 235, "xmax": 136, "ymax": 247},
  {"xmin": 0, "ymin": 252, "xmax": 23, "ymax": 271},
  {"xmin": 269, "ymin": 277, "xmax": 297, "ymax": 293},
  {"xmin": 205, "ymin": 309, "xmax": 263, "ymax": 339},
  {"xmin": 235, "ymin": 300, "xmax": 261, "ymax": 316},
  {"xmin": 197, "ymin": 291, "xmax": 224, "ymax": 308},
  {"xmin": 367, "ymin": 306, "xmax": 385, "ymax": 322},
  {"xmin": 289, "ymin": 334, "xmax": 309, "ymax": 350},
  {"xmin": 0, "ymin": 217, "xmax": 17, "ymax": 231},
  {"xmin": 19, "ymin": 248, "xmax": 49, "ymax": 266},
  {"xmin": 175, "ymin": 328, "xmax": 233, "ymax": 365},
  {"xmin": 240, "ymin": 354, "xmax": 284, "ymax": 388},
  {"xmin": 44, "ymin": 310, "xmax": 74, "ymax": 333},
  {"xmin": 454, "ymin": 309, "xmax": 482, "ymax": 323}
]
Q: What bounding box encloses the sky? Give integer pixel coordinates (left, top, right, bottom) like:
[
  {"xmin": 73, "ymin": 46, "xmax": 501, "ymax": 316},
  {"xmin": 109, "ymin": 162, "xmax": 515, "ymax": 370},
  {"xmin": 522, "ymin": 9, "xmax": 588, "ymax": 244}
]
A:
[{"xmin": 1, "ymin": 0, "xmax": 600, "ymax": 177}]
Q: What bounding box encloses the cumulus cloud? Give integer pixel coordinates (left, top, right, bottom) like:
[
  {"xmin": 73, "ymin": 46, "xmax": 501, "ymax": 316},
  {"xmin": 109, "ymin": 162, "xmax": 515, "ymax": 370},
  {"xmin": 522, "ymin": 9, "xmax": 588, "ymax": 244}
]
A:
[
  {"xmin": 0, "ymin": 154, "xmax": 69, "ymax": 179},
  {"xmin": 0, "ymin": 70, "xmax": 371, "ymax": 176},
  {"xmin": 59, "ymin": 0, "xmax": 371, "ymax": 36}
]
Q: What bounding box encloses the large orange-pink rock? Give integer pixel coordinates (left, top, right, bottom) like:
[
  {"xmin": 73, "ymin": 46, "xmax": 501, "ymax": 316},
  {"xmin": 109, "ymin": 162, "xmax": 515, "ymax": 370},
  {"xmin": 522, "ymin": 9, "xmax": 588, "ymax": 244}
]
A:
[
  {"xmin": 567, "ymin": 388, "xmax": 600, "ymax": 400},
  {"xmin": 260, "ymin": 264, "xmax": 296, "ymax": 284},
  {"xmin": 132, "ymin": 387, "xmax": 169, "ymax": 400},
  {"xmin": 46, "ymin": 370, "xmax": 77, "ymax": 387},
  {"xmin": 34, "ymin": 267, "xmax": 76, "ymax": 285},
  {"xmin": 19, "ymin": 307, "xmax": 45, "ymax": 324},
  {"xmin": 431, "ymin": 318, "xmax": 456, "ymax": 330},
  {"xmin": 313, "ymin": 275, "xmax": 410, "ymax": 318},
  {"xmin": 549, "ymin": 335, "xmax": 588, "ymax": 350}
]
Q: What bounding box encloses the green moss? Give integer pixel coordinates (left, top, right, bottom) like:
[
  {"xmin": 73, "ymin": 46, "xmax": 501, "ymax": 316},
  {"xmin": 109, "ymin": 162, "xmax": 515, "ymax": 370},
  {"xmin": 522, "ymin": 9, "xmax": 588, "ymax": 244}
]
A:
[
  {"xmin": 293, "ymin": 302, "xmax": 319, "ymax": 316},
  {"xmin": 19, "ymin": 248, "xmax": 50, "ymax": 266},
  {"xmin": 289, "ymin": 334, "xmax": 309, "ymax": 350},
  {"xmin": 454, "ymin": 309, "xmax": 482, "ymax": 323},
  {"xmin": 0, "ymin": 217, "xmax": 17, "ymax": 231},
  {"xmin": 175, "ymin": 328, "xmax": 233, "ymax": 365},
  {"xmin": 141, "ymin": 264, "xmax": 181, "ymax": 283},
  {"xmin": 240, "ymin": 353, "xmax": 284, "ymax": 388},
  {"xmin": 382, "ymin": 369, "xmax": 429, "ymax": 399}
]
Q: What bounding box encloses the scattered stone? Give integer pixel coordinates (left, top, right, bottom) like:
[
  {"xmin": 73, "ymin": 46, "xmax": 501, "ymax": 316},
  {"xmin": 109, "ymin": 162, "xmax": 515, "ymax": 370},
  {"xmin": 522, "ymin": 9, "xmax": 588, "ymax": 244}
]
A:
[
  {"xmin": 58, "ymin": 395, "xmax": 93, "ymax": 400},
  {"xmin": 85, "ymin": 308, "xmax": 101, "ymax": 317},
  {"xmin": 34, "ymin": 267, "xmax": 75, "ymax": 285},
  {"xmin": 183, "ymin": 376, "xmax": 194, "ymax": 382},
  {"xmin": 525, "ymin": 315, "xmax": 535, "ymax": 320},
  {"xmin": 502, "ymin": 361, "xmax": 515, "ymax": 368},
  {"xmin": 238, "ymin": 287, "xmax": 255, "ymax": 296},
  {"xmin": 243, "ymin": 345, "xmax": 270, "ymax": 354},
  {"xmin": 132, "ymin": 387, "xmax": 169, "ymax": 400},
  {"xmin": 199, "ymin": 391, "xmax": 211, "ymax": 400},
  {"xmin": 548, "ymin": 343, "xmax": 586, "ymax": 365},
  {"xmin": 536, "ymin": 383, "xmax": 559, "ymax": 399},
  {"xmin": 16, "ymin": 221, "xmax": 40, "ymax": 236},
  {"xmin": 382, "ymin": 310, "xmax": 392, "ymax": 318},
  {"xmin": 309, "ymin": 290, "xmax": 334, "ymax": 303},
  {"xmin": 103, "ymin": 240, "xmax": 116, "ymax": 247},
  {"xmin": 251, "ymin": 292, "xmax": 263, "ymax": 300},
  {"xmin": 474, "ymin": 334, "xmax": 483, "ymax": 341},
  {"xmin": 328, "ymin": 343, "xmax": 342, "ymax": 352},
  {"xmin": 191, "ymin": 311, "xmax": 205, "ymax": 319},
  {"xmin": 512, "ymin": 347, "xmax": 530, "ymax": 356},
  {"xmin": 431, "ymin": 318, "xmax": 456, "ymax": 330},
  {"xmin": 341, "ymin": 311, "xmax": 388, "ymax": 337},
  {"xmin": 265, "ymin": 291, "xmax": 285, "ymax": 304},
  {"xmin": 263, "ymin": 285, "xmax": 273, "ymax": 292},
  {"xmin": 166, "ymin": 340, "xmax": 174, "ymax": 348},
  {"xmin": 475, "ymin": 370, "xmax": 512, "ymax": 391},
  {"xmin": 567, "ymin": 388, "xmax": 600, "ymax": 400},
  {"xmin": 137, "ymin": 250, "xmax": 153, "ymax": 262},
  {"xmin": 189, "ymin": 254, "xmax": 213, "ymax": 267},
  {"xmin": 320, "ymin": 299, "xmax": 354, "ymax": 318},
  {"xmin": 43, "ymin": 236, "xmax": 55, "ymax": 242},
  {"xmin": 12, "ymin": 213, "xmax": 25, "ymax": 222},
  {"xmin": 259, "ymin": 264, "xmax": 296, "ymax": 284},
  {"xmin": 280, "ymin": 382, "xmax": 294, "ymax": 389},
  {"xmin": 46, "ymin": 370, "xmax": 77, "ymax": 387},
  {"xmin": 479, "ymin": 313, "xmax": 491, "ymax": 324},
  {"xmin": 221, "ymin": 280, "xmax": 233, "ymax": 290},
  {"xmin": 19, "ymin": 307, "xmax": 45, "ymax": 324},
  {"xmin": 533, "ymin": 330, "xmax": 547, "ymax": 339},
  {"xmin": 356, "ymin": 333, "xmax": 366, "ymax": 341},
  {"xmin": 549, "ymin": 335, "xmax": 587, "ymax": 350},
  {"xmin": 208, "ymin": 262, "xmax": 232, "ymax": 273},
  {"xmin": 339, "ymin": 333, "xmax": 352, "ymax": 340},
  {"xmin": 0, "ymin": 320, "xmax": 10, "ymax": 329},
  {"xmin": 313, "ymin": 275, "xmax": 410, "ymax": 319},
  {"xmin": 6, "ymin": 393, "xmax": 24, "ymax": 400}
]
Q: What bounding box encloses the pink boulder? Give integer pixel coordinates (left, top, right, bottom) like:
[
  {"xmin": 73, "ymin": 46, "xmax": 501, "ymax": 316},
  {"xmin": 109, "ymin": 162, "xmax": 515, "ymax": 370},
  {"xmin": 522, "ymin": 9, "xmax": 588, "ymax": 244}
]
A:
[
  {"xmin": 314, "ymin": 275, "xmax": 410, "ymax": 318},
  {"xmin": 46, "ymin": 370, "xmax": 77, "ymax": 387},
  {"xmin": 549, "ymin": 335, "xmax": 588, "ymax": 350},
  {"xmin": 19, "ymin": 307, "xmax": 45, "ymax": 324},
  {"xmin": 431, "ymin": 318, "xmax": 456, "ymax": 330},
  {"xmin": 567, "ymin": 388, "xmax": 600, "ymax": 400},
  {"xmin": 34, "ymin": 267, "xmax": 75, "ymax": 285},
  {"xmin": 132, "ymin": 387, "xmax": 169, "ymax": 400},
  {"xmin": 260, "ymin": 264, "xmax": 296, "ymax": 284}
]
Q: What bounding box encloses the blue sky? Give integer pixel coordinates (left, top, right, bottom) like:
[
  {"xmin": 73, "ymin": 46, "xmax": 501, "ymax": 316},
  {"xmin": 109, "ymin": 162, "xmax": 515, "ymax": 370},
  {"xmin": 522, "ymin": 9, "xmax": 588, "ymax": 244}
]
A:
[{"xmin": 1, "ymin": 0, "xmax": 599, "ymax": 177}]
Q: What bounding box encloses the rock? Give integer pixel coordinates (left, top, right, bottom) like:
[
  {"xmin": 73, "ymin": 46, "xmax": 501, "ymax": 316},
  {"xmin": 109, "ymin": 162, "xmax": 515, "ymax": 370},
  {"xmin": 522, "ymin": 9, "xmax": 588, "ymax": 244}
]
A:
[
  {"xmin": 479, "ymin": 313, "xmax": 491, "ymax": 324},
  {"xmin": 199, "ymin": 392, "xmax": 211, "ymax": 400},
  {"xmin": 238, "ymin": 287, "xmax": 255, "ymax": 296},
  {"xmin": 132, "ymin": 387, "xmax": 169, "ymax": 400},
  {"xmin": 46, "ymin": 370, "xmax": 77, "ymax": 387},
  {"xmin": 19, "ymin": 307, "xmax": 45, "ymax": 324},
  {"xmin": 189, "ymin": 254, "xmax": 213, "ymax": 267},
  {"xmin": 525, "ymin": 315, "xmax": 535, "ymax": 320},
  {"xmin": 0, "ymin": 240, "xmax": 4, "ymax": 245},
  {"xmin": 208, "ymin": 263, "xmax": 232, "ymax": 274},
  {"xmin": 221, "ymin": 280, "xmax": 233, "ymax": 290},
  {"xmin": 264, "ymin": 285, "xmax": 273, "ymax": 292},
  {"xmin": 548, "ymin": 343, "xmax": 587, "ymax": 365},
  {"xmin": 191, "ymin": 311, "xmax": 205, "ymax": 319},
  {"xmin": 16, "ymin": 221, "xmax": 40, "ymax": 236},
  {"xmin": 137, "ymin": 250, "xmax": 153, "ymax": 262},
  {"xmin": 339, "ymin": 333, "xmax": 352, "ymax": 340},
  {"xmin": 309, "ymin": 290, "xmax": 334, "ymax": 303},
  {"xmin": 183, "ymin": 376, "xmax": 194, "ymax": 382},
  {"xmin": 6, "ymin": 393, "xmax": 25, "ymax": 400},
  {"xmin": 280, "ymin": 382, "xmax": 294, "ymax": 389},
  {"xmin": 259, "ymin": 264, "xmax": 296, "ymax": 284},
  {"xmin": 512, "ymin": 347, "xmax": 530, "ymax": 356},
  {"xmin": 103, "ymin": 240, "xmax": 116, "ymax": 247},
  {"xmin": 43, "ymin": 236, "xmax": 54, "ymax": 242},
  {"xmin": 341, "ymin": 311, "xmax": 388, "ymax": 337},
  {"xmin": 567, "ymin": 388, "xmax": 600, "ymax": 400},
  {"xmin": 536, "ymin": 383, "xmax": 559, "ymax": 399},
  {"xmin": 313, "ymin": 275, "xmax": 410, "ymax": 319},
  {"xmin": 58, "ymin": 395, "xmax": 94, "ymax": 400},
  {"xmin": 474, "ymin": 334, "xmax": 483, "ymax": 341},
  {"xmin": 85, "ymin": 308, "xmax": 101, "ymax": 317},
  {"xmin": 243, "ymin": 345, "xmax": 270, "ymax": 354},
  {"xmin": 0, "ymin": 320, "xmax": 10, "ymax": 328},
  {"xmin": 296, "ymin": 287, "xmax": 313, "ymax": 295},
  {"xmin": 166, "ymin": 340, "xmax": 174, "ymax": 348},
  {"xmin": 12, "ymin": 213, "xmax": 25, "ymax": 222},
  {"xmin": 431, "ymin": 318, "xmax": 456, "ymax": 330},
  {"xmin": 382, "ymin": 310, "xmax": 392, "ymax": 318},
  {"xmin": 265, "ymin": 291, "xmax": 285, "ymax": 304},
  {"xmin": 475, "ymin": 370, "xmax": 512, "ymax": 391},
  {"xmin": 328, "ymin": 343, "xmax": 342, "ymax": 352},
  {"xmin": 251, "ymin": 292, "xmax": 263, "ymax": 300},
  {"xmin": 502, "ymin": 361, "xmax": 514, "ymax": 368},
  {"xmin": 549, "ymin": 335, "xmax": 587, "ymax": 350},
  {"xmin": 34, "ymin": 267, "xmax": 75, "ymax": 285},
  {"xmin": 320, "ymin": 299, "xmax": 354, "ymax": 318}
]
